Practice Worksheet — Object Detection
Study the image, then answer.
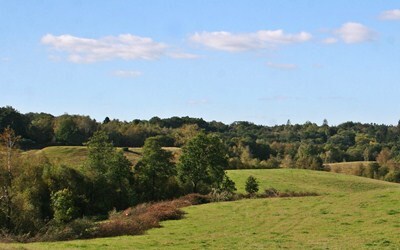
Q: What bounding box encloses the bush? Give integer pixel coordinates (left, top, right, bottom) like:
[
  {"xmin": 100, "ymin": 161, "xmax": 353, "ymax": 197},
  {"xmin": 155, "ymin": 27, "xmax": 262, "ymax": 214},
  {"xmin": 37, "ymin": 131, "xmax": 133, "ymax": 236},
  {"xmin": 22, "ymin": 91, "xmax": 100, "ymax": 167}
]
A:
[
  {"xmin": 96, "ymin": 194, "xmax": 210, "ymax": 238},
  {"xmin": 51, "ymin": 188, "xmax": 78, "ymax": 224},
  {"xmin": 178, "ymin": 193, "xmax": 211, "ymax": 205},
  {"xmin": 220, "ymin": 175, "xmax": 237, "ymax": 193},
  {"xmin": 34, "ymin": 218, "xmax": 96, "ymax": 242},
  {"xmin": 209, "ymin": 189, "xmax": 234, "ymax": 202},
  {"xmin": 264, "ymin": 188, "xmax": 279, "ymax": 197},
  {"xmin": 245, "ymin": 176, "xmax": 259, "ymax": 195}
]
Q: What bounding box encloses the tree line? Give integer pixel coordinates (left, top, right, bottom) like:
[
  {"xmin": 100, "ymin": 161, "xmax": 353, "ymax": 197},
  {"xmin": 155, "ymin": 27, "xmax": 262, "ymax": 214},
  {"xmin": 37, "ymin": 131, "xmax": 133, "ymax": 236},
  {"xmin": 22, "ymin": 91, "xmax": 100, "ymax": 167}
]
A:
[{"xmin": 1, "ymin": 105, "xmax": 400, "ymax": 182}]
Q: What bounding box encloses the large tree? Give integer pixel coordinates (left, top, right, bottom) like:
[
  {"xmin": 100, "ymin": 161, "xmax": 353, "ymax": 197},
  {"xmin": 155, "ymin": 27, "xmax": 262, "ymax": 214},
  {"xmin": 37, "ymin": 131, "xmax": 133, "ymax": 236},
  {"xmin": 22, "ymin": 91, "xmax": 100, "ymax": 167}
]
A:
[
  {"xmin": 178, "ymin": 133, "xmax": 228, "ymax": 193},
  {"xmin": 85, "ymin": 131, "xmax": 133, "ymax": 213},
  {"xmin": 135, "ymin": 136, "xmax": 176, "ymax": 201}
]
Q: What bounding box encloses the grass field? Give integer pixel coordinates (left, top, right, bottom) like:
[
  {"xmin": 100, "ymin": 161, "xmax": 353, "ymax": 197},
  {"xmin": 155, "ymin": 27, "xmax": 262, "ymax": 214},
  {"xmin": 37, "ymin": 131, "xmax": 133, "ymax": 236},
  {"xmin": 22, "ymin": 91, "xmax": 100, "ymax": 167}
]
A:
[
  {"xmin": 23, "ymin": 146, "xmax": 181, "ymax": 167},
  {"xmin": 2, "ymin": 169, "xmax": 399, "ymax": 249}
]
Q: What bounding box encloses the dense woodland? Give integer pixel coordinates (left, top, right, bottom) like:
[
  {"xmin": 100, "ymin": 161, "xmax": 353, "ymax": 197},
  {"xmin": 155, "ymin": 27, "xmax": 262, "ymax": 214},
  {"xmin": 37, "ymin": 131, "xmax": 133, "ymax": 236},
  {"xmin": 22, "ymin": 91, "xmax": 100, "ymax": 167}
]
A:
[
  {"xmin": 0, "ymin": 105, "xmax": 400, "ymax": 240},
  {"xmin": 2, "ymin": 105, "xmax": 400, "ymax": 177}
]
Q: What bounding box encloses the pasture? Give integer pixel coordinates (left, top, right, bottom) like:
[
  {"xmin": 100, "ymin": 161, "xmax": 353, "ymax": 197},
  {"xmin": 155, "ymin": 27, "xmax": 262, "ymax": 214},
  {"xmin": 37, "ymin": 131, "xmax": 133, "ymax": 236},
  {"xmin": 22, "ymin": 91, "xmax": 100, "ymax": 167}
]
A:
[{"xmin": 2, "ymin": 169, "xmax": 399, "ymax": 249}]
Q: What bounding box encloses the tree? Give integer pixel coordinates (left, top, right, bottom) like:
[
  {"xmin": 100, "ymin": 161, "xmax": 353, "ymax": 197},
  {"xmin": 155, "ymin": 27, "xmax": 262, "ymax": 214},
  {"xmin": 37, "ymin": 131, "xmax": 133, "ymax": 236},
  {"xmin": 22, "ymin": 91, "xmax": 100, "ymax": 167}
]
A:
[
  {"xmin": 43, "ymin": 164, "xmax": 89, "ymax": 217},
  {"xmin": 178, "ymin": 133, "xmax": 228, "ymax": 193},
  {"xmin": 173, "ymin": 124, "xmax": 201, "ymax": 147},
  {"xmin": 0, "ymin": 106, "xmax": 28, "ymax": 138},
  {"xmin": 54, "ymin": 116, "xmax": 83, "ymax": 145},
  {"xmin": 103, "ymin": 117, "xmax": 111, "ymax": 124},
  {"xmin": 27, "ymin": 113, "xmax": 54, "ymax": 146},
  {"xmin": 0, "ymin": 127, "xmax": 20, "ymax": 228},
  {"xmin": 85, "ymin": 131, "xmax": 133, "ymax": 213},
  {"xmin": 9, "ymin": 155, "xmax": 51, "ymax": 233},
  {"xmin": 245, "ymin": 176, "xmax": 259, "ymax": 195},
  {"xmin": 220, "ymin": 175, "xmax": 236, "ymax": 193},
  {"xmin": 376, "ymin": 148, "xmax": 392, "ymax": 166},
  {"xmin": 135, "ymin": 137, "xmax": 175, "ymax": 201},
  {"xmin": 51, "ymin": 188, "xmax": 78, "ymax": 224}
]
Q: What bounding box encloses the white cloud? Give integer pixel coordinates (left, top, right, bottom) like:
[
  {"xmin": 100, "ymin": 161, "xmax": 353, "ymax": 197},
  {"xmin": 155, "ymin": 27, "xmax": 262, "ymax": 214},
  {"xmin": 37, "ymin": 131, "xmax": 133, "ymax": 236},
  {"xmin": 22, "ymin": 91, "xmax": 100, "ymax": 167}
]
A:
[
  {"xmin": 267, "ymin": 62, "xmax": 298, "ymax": 70},
  {"xmin": 167, "ymin": 52, "xmax": 201, "ymax": 59},
  {"xmin": 1, "ymin": 57, "xmax": 10, "ymax": 62},
  {"xmin": 41, "ymin": 34, "xmax": 198, "ymax": 63},
  {"xmin": 189, "ymin": 30, "xmax": 312, "ymax": 52},
  {"xmin": 334, "ymin": 22, "xmax": 375, "ymax": 44},
  {"xmin": 380, "ymin": 9, "xmax": 400, "ymax": 20},
  {"xmin": 322, "ymin": 37, "xmax": 338, "ymax": 44},
  {"xmin": 113, "ymin": 70, "xmax": 142, "ymax": 78}
]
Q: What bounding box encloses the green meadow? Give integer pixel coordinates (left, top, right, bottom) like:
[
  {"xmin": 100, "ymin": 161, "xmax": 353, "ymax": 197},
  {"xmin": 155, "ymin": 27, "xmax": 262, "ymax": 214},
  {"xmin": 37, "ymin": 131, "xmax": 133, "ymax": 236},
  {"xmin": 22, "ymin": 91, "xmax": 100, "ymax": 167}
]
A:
[{"xmin": 2, "ymin": 169, "xmax": 399, "ymax": 249}]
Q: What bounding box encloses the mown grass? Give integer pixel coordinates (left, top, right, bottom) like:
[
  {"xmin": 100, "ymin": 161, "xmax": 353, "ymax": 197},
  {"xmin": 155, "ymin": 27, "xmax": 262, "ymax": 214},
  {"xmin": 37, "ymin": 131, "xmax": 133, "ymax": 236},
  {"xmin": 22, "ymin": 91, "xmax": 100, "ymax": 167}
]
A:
[{"xmin": 2, "ymin": 169, "xmax": 399, "ymax": 249}]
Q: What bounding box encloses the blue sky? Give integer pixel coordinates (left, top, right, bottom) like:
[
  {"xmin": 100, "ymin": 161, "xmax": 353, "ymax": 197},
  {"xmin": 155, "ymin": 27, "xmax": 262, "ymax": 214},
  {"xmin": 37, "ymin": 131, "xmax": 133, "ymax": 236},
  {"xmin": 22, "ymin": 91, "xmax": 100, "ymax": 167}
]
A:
[{"xmin": 1, "ymin": 1, "xmax": 399, "ymax": 125}]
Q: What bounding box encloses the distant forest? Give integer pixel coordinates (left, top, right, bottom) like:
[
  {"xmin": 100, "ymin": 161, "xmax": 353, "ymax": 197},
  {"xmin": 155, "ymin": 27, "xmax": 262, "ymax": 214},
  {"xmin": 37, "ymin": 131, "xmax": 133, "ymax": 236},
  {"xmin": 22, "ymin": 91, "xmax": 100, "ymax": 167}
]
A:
[{"xmin": 1, "ymin": 105, "xmax": 400, "ymax": 181}]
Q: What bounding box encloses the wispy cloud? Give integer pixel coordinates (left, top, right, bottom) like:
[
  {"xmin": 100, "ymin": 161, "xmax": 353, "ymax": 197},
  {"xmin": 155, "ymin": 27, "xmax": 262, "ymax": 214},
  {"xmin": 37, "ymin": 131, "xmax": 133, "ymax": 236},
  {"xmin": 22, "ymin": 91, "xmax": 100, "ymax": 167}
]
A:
[
  {"xmin": 322, "ymin": 37, "xmax": 338, "ymax": 44},
  {"xmin": 41, "ymin": 34, "xmax": 198, "ymax": 63},
  {"xmin": 189, "ymin": 30, "xmax": 312, "ymax": 52},
  {"xmin": 379, "ymin": 9, "xmax": 400, "ymax": 20},
  {"xmin": 167, "ymin": 52, "xmax": 200, "ymax": 59},
  {"xmin": 113, "ymin": 70, "xmax": 142, "ymax": 78},
  {"xmin": 1, "ymin": 57, "xmax": 10, "ymax": 62},
  {"xmin": 333, "ymin": 22, "xmax": 376, "ymax": 44},
  {"xmin": 266, "ymin": 62, "xmax": 298, "ymax": 70}
]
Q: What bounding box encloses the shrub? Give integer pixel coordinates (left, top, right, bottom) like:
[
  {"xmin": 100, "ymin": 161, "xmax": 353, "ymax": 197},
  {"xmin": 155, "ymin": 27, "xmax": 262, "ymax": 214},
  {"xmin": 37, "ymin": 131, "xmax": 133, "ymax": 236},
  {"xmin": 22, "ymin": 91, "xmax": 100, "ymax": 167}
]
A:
[
  {"xmin": 51, "ymin": 188, "xmax": 78, "ymax": 224},
  {"xmin": 245, "ymin": 176, "xmax": 259, "ymax": 195},
  {"xmin": 220, "ymin": 175, "xmax": 237, "ymax": 193},
  {"xmin": 34, "ymin": 218, "xmax": 95, "ymax": 242},
  {"xmin": 264, "ymin": 188, "xmax": 279, "ymax": 197},
  {"xmin": 95, "ymin": 194, "xmax": 210, "ymax": 238},
  {"xmin": 209, "ymin": 189, "xmax": 234, "ymax": 202},
  {"xmin": 179, "ymin": 193, "xmax": 211, "ymax": 205}
]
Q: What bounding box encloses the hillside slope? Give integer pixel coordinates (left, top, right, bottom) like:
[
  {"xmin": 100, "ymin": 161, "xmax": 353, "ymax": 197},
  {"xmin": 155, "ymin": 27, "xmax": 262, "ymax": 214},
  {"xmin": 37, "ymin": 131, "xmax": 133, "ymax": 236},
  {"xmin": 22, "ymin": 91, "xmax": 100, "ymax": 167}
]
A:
[
  {"xmin": 3, "ymin": 169, "xmax": 399, "ymax": 249},
  {"xmin": 23, "ymin": 146, "xmax": 181, "ymax": 167}
]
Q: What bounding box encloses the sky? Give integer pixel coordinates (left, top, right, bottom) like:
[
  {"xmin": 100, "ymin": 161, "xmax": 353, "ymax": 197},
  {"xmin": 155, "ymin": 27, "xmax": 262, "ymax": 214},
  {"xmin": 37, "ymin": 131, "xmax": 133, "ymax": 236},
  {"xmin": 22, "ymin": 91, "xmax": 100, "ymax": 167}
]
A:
[{"xmin": 1, "ymin": 1, "xmax": 400, "ymax": 126}]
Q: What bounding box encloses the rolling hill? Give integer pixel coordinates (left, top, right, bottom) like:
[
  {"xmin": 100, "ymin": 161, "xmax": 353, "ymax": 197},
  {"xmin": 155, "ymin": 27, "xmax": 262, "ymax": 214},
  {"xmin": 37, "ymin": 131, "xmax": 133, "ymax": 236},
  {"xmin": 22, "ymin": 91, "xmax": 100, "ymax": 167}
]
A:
[{"xmin": 2, "ymin": 169, "xmax": 399, "ymax": 249}]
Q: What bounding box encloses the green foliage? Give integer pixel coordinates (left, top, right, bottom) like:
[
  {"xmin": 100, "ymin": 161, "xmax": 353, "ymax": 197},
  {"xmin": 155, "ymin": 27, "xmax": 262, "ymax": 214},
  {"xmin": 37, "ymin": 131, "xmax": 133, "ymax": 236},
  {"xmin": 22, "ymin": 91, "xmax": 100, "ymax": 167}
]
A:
[
  {"xmin": 85, "ymin": 131, "xmax": 133, "ymax": 213},
  {"xmin": 2, "ymin": 169, "xmax": 400, "ymax": 248},
  {"xmin": 0, "ymin": 106, "xmax": 28, "ymax": 138},
  {"xmin": 135, "ymin": 136, "xmax": 176, "ymax": 201},
  {"xmin": 3, "ymin": 154, "xmax": 52, "ymax": 234},
  {"xmin": 178, "ymin": 133, "xmax": 228, "ymax": 193},
  {"xmin": 245, "ymin": 175, "xmax": 259, "ymax": 195},
  {"xmin": 384, "ymin": 170, "xmax": 400, "ymax": 182},
  {"xmin": 51, "ymin": 189, "xmax": 78, "ymax": 224},
  {"xmin": 220, "ymin": 175, "xmax": 237, "ymax": 193},
  {"xmin": 54, "ymin": 116, "xmax": 83, "ymax": 145}
]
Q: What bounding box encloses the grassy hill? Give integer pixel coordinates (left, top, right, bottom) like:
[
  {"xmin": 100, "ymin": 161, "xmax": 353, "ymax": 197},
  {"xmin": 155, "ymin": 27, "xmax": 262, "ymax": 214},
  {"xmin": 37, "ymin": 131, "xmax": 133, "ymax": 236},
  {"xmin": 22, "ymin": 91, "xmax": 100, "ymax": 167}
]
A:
[
  {"xmin": 24, "ymin": 146, "xmax": 379, "ymax": 179},
  {"xmin": 23, "ymin": 146, "xmax": 181, "ymax": 167},
  {"xmin": 2, "ymin": 169, "xmax": 399, "ymax": 249}
]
